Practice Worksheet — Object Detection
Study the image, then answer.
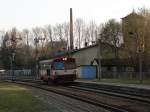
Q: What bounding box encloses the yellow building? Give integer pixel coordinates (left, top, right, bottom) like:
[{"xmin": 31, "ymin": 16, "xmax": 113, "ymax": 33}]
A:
[
  {"xmin": 122, "ymin": 11, "xmax": 150, "ymax": 71},
  {"xmin": 122, "ymin": 12, "xmax": 146, "ymax": 56}
]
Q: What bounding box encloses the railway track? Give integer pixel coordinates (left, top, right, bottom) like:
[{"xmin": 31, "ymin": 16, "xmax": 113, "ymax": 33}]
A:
[
  {"xmin": 5, "ymin": 80, "xmax": 126, "ymax": 112},
  {"xmin": 74, "ymin": 82, "xmax": 150, "ymax": 98},
  {"xmin": 69, "ymin": 83, "xmax": 150, "ymax": 104},
  {"xmin": 12, "ymin": 79, "xmax": 150, "ymax": 102},
  {"xmin": 4, "ymin": 79, "xmax": 150, "ymax": 112},
  {"xmin": 12, "ymin": 79, "xmax": 150, "ymax": 104}
]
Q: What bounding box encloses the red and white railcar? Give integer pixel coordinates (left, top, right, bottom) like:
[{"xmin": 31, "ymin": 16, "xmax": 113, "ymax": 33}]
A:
[{"xmin": 39, "ymin": 57, "xmax": 76, "ymax": 83}]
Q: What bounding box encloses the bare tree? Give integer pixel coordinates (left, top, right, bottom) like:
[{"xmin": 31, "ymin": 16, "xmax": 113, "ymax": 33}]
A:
[
  {"xmin": 89, "ymin": 20, "xmax": 97, "ymax": 44},
  {"xmin": 0, "ymin": 30, "xmax": 6, "ymax": 46},
  {"xmin": 63, "ymin": 22, "xmax": 70, "ymax": 50},
  {"xmin": 23, "ymin": 29, "xmax": 29, "ymax": 47},
  {"xmin": 41, "ymin": 27, "xmax": 51, "ymax": 56},
  {"xmin": 32, "ymin": 27, "xmax": 42, "ymax": 58},
  {"xmin": 53, "ymin": 24, "xmax": 62, "ymax": 41},
  {"xmin": 46, "ymin": 25, "xmax": 53, "ymax": 48},
  {"xmin": 75, "ymin": 18, "xmax": 84, "ymax": 48},
  {"xmin": 53, "ymin": 24, "xmax": 67, "ymax": 51},
  {"xmin": 2, "ymin": 32, "xmax": 9, "ymax": 48},
  {"xmin": 83, "ymin": 26, "xmax": 90, "ymax": 47},
  {"xmin": 11, "ymin": 28, "xmax": 17, "ymax": 49}
]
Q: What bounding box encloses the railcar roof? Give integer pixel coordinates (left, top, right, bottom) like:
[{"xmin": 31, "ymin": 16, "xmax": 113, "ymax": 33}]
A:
[
  {"xmin": 39, "ymin": 59, "xmax": 53, "ymax": 64},
  {"xmin": 39, "ymin": 57, "xmax": 75, "ymax": 64}
]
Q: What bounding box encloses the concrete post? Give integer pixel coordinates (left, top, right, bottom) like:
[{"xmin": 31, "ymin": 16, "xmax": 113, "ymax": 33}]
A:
[
  {"xmin": 97, "ymin": 39, "xmax": 102, "ymax": 80},
  {"xmin": 70, "ymin": 8, "xmax": 74, "ymax": 50}
]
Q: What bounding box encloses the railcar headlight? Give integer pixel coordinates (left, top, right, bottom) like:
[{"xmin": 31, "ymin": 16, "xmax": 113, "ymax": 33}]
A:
[{"xmin": 63, "ymin": 57, "xmax": 67, "ymax": 60}]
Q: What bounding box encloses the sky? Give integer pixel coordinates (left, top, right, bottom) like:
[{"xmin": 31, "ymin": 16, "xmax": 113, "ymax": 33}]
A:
[{"xmin": 0, "ymin": 0, "xmax": 150, "ymax": 30}]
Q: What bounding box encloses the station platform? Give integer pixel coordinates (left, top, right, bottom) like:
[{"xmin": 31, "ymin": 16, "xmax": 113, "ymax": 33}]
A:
[{"xmin": 75, "ymin": 79, "xmax": 150, "ymax": 90}]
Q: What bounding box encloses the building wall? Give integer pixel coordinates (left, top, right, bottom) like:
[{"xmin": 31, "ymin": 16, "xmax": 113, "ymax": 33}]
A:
[
  {"xmin": 71, "ymin": 44, "xmax": 115, "ymax": 66},
  {"xmin": 122, "ymin": 12, "xmax": 150, "ymax": 70},
  {"xmin": 122, "ymin": 12, "xmax": 146, "ymax": 56},
  {"xmin": 72, "ymin": 46, "xmax": 98, "ymax": 66}
]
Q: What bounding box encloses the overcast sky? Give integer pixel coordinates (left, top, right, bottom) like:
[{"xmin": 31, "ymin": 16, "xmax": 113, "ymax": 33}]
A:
[{"xmin": 0, "ymin": 0, "xmax": 150, "ymax": 30}]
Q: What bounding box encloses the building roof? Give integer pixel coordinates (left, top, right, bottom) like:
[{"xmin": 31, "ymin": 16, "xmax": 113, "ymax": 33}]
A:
[
  {"xmin": 122, "ymin": 12, "xmax": 144, "ymax": 20},
  {"xmin": 39, "ymin": 41, "xmax": 116, "ymax": 61}
]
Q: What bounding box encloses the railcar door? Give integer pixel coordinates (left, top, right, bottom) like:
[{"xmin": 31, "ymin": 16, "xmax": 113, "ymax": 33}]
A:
[
  {"xmin": 47, "ymin": 69, "xmax": 50, "ymax": 76},
  {"xmin": 46, "ymin": 65, "xmax": 51, "ymax": 77}
]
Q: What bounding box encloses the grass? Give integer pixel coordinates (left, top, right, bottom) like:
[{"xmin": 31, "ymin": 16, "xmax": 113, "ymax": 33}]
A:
[
  {"xmin": 0, "ymin": 82, "xmax": 56, "ymax": 112},
  {"xmin": 94, "ymin": 78, "xmax": 150, "ymax": 85}
]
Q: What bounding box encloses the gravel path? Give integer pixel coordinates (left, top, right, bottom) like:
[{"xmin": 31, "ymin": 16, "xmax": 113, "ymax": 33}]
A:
[{"xmin": 27, "ymin": 86, "xmax": 110, "ymax": 112}]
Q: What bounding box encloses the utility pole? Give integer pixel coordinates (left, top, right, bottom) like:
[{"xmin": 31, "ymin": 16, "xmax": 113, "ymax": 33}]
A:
[
  {"xmin": 139, "ymin": 19, "xmax": 146, "ymax": 84},
  {"xmin": 138, "ymin": 39, "xmax": 144, "ymax": 83},
  {"xmin": 139, "ymin": 51, "xmax": 143, "ymax": 83},
  {"xmin": 11, "ymin": 52, "xmax": 15, "ymax": 81},
  {"xmin": 97, "ymin": 35, "xmax": 102, "ymax": 80},
  {"xmin": 26, "ymin": 31, "xmax": 29, "ymax": 69},
  {"xmin": 10, "ymin": 28, "xmax": 21, "ymax": 81},
  {"xmin": 9, "ymin": 56, "xmax": 13, "ymax": 81}
]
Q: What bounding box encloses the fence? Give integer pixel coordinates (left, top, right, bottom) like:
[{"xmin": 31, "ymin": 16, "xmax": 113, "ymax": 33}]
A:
[
  {"xmin": 0, "ymin": 69, "xmax": 39, "ymax": 80},
  {"xmin": 101, "ymin": 71, "xmax": 150, "ymax": 80}
]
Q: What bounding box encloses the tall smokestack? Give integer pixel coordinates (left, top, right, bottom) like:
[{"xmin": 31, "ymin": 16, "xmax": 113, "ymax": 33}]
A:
[{"xmin": 70, "ymin": 8, "xmax": 73, "ymax": 50}]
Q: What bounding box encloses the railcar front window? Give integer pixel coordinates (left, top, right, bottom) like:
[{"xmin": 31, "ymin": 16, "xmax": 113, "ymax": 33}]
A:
[
  {"xmin": 65, "ymin": 62, "xmax": 76, "ymax": 69},
  {"xmin": 54, "ymin": 62, "xmax": 65, "ymax": 70}
]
